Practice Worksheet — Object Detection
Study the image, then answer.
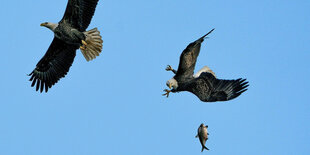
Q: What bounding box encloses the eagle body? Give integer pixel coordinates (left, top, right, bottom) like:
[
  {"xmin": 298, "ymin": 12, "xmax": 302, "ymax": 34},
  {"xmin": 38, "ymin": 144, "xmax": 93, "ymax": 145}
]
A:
[
  {"xmin": 54, "ymin": 24, "xmax": 86, "ymax": 46},
  {"xmin": 171, "ymin": 73, "xmax": 213, "ymax": 101},
  {"xmin": 164, "ymin": 29, "xmax": 249, "ymax": 102},
  {"xmin": 172, "ymin": 72, "xmax": 247, "ymax": 102},
  {"xmin": 29, "ymin": 0, "xmax": 103, "ymax": 93}
]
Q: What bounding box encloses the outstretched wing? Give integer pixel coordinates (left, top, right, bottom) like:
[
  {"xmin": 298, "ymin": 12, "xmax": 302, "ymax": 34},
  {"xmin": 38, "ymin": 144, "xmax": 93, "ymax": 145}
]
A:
[
  {"xmin": 175, "ymin": 29, "xmax": 214, "ymax": 80},
  {"xmin": 28, "ymin": 37, "xmax": 78, "ymax": 92},
  {"xmin": 60, "ymin": 0, "xmax": 99, "ymax": 31},
  {"xmin": 188, "ymin": 72, "xmax": 249, "ymax": 102}
]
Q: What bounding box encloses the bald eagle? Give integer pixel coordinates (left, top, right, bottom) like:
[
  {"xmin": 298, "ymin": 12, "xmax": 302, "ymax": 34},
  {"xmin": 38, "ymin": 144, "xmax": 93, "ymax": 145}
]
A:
[
  {"xmin": 28, "ymin": 0, "xmax": 102, "ymax": 92},
  {"xmin": 163, "ymin": 29, "xmax": 249, "ymax": 102}
]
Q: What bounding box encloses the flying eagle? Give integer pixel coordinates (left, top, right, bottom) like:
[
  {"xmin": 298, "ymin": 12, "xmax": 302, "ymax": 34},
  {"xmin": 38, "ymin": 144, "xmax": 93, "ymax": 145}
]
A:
[
  {"xmin": 28, "ymin": 0, "xmax": 102, "ymax": 92},
  {"xmin": 163, "ymin": 29, "xmax": 249, "ymax": 102}
]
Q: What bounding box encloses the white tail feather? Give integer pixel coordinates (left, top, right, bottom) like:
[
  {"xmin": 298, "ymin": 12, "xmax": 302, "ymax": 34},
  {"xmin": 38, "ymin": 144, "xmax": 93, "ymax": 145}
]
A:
[{"xmin": 81, "ymin": 28, "xmax": 103, "ymax": 61}]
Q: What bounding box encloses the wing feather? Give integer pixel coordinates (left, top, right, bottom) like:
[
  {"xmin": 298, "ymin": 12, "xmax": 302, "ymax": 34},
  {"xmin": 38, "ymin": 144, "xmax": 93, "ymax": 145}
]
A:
[
  {"xmin": 28, "ymin": 37, "xmax": 77, "ymax": 92},
  {"xmin": 187, "ymin": 72, "xmax": 249, "ymax": 102},
  {"xmin": 79, "ymin": 0, "xmax": 99, "ymax": 30},
  {"xmin": 175, "ymin": 29, "xmax": 215, "ymax": 80},
  {"xmin": 60, "ymin": 0, "xmax": 99, "ymax": 31}
]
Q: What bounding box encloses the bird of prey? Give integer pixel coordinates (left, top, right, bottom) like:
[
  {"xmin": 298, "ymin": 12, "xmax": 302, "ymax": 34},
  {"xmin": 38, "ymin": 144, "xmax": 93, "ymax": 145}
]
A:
[
  {"xmin": 195, "ymin": 123, "xmax": 209, "ymax": 152},
  {"xmin": 28, "ymin": 0, "xmax": 102, "ymax": 92},
  {"xmin": 163, "ymin": 29, "xmax": 249, "ymax": 102}
]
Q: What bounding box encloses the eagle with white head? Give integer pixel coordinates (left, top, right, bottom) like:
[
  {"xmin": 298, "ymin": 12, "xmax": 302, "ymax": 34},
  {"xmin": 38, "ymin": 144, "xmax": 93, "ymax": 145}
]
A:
[
  {"xmin": 163, "ymin": 29, "xmax": 249, "ymax": 102},
  {"xmin": 28, "ymin": 0, "xmax": 103, "ymax": 92}
]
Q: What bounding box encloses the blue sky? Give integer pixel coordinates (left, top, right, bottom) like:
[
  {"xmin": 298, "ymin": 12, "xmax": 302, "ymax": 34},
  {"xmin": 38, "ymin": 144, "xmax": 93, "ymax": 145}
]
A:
[{"xmin": 0, "ymin": 0, "xmax": 309, "ymax": 154}]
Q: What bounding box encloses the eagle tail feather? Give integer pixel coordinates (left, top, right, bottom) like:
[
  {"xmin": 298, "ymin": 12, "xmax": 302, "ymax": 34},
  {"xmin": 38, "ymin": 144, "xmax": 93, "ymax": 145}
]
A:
[{"xmin": 81, "ymin": 28, "xmax": 103, "ymax": 61}]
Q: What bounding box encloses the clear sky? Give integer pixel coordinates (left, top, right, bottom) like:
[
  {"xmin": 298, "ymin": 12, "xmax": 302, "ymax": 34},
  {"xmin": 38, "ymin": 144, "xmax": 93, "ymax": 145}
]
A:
[{"xmin": 0, "ymin": 0, "xmax": 309, "ymax": 154}]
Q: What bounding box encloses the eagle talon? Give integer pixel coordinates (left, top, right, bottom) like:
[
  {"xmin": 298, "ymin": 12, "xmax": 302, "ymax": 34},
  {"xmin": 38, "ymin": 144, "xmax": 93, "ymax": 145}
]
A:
[
  {"xmin": 81, "ymin": 40, "xmax": 87, "ymax": 46},
  {"xmin": 166, "ymin": 65, "xmax": 173, "ymax": 71},
  {"xmin": 162, "ymin": 89, "xmax": 171, "ymax": 98},
  {"xmin": 80, "ymin": 45, "xmax": 86, "ymax": 50}
]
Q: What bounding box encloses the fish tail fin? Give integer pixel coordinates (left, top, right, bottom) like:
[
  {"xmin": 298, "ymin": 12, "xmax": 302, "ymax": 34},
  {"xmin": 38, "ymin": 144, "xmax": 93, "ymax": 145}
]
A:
[
  {"xmin": 81, "ymin": 28, "xmax": 103, "ymax": 61},
  {"xmin": 201, "ymin": 145, "xmax": 209, "ymax": 152}
]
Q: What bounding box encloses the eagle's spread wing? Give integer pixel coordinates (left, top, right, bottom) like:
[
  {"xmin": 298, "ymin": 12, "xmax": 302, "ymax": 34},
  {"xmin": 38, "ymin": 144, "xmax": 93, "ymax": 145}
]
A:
[
  {"xmin": 28, "ymin": 38, "xmax": 77, "ymax": 92},
  {"xmin": 188, "ymin": 72, "xmax": 249, "ymax": 102},
  {"xmin": 175, "ymin": 29, "xmax": 214, "ymax": 80},
  {"xmin": 60, "ymin": 0, "xmax": 99, "ymax": 31}
]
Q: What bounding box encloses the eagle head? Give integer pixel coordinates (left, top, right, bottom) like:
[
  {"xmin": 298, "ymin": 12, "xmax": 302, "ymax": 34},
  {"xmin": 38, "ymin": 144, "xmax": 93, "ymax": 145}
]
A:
[
  {"xmin": 166, "ymin": 78, "xmax": 178, "ymax": 90},
  {"xmin": 40, "ymin": 22, "xmax": 58, "ymax": 32}
]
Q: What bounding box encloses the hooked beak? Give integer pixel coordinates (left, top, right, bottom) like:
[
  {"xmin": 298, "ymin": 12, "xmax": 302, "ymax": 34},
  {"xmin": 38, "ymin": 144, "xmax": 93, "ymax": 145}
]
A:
[
  {"xmin": 40, "ymin": 23, "xmax": 46, "ymax": 26},
  {"xmin": 168, "ymin": 83, "xmax": 172, "ymax": 89}
]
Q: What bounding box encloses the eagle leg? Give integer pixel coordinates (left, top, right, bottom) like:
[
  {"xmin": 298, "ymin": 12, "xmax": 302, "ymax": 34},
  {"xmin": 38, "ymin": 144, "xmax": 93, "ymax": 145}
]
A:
[
  {"xmin": 166, "ymin": 65, "xmax": 177, "ymax": 74},
  {"xmin": 162, "ymin": 89, "xmax": 171, "ymax": 98}
]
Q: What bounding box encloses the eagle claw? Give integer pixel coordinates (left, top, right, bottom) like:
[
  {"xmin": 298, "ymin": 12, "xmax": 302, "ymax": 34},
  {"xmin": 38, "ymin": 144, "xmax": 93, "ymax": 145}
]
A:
[
  {"xmin": 162, "ymin": 89, "xmax": 171, "ymax": 98},
  {"xmin": 82, "ymin": 40, "xmax": 87, "ymax": 46},
  {"xmin": 80, "ymin": 45, "xmax": 86, "ymax": 50},
  {"xmin": 166, "ymin": 65, "xmax": 173, "ymax": 71},
  {"xmin": 80, "ymin": 40, "xmax": 87, "ymax": 50}
]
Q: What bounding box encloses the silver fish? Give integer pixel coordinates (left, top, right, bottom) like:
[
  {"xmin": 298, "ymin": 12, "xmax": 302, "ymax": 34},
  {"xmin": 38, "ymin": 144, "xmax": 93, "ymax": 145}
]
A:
[{"xmin": 195, "ymin": 123, "xmax": 209, "ymax": 152}]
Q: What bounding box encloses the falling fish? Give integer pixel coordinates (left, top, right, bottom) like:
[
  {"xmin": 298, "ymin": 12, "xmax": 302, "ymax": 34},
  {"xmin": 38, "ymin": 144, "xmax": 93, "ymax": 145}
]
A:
[{"xmin": 195, "ymin": 123, "xmax": 209, "ymax": 152}]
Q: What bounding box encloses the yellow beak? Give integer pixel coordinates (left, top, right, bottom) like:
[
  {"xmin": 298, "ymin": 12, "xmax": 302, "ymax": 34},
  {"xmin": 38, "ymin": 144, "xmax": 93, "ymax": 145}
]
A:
[
  {"xmin": 40, "ymin": 23, "xmax": 46, "ymax": 26},
  {"xmin": 169, "ymin": 83, "xmax": 172, "ymax": 89}
]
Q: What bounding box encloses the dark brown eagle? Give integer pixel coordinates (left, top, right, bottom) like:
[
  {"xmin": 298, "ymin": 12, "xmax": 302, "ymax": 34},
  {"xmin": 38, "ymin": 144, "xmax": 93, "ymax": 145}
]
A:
[
  {"xmin": 28, "ymin": 0, "xmax": 102, "ymax": 92},
  {"xmin": 163, "ymin": 29, "xmax": 249, "ymax": 102}
]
